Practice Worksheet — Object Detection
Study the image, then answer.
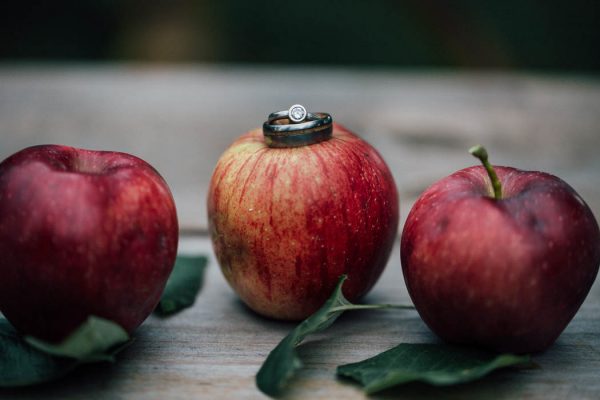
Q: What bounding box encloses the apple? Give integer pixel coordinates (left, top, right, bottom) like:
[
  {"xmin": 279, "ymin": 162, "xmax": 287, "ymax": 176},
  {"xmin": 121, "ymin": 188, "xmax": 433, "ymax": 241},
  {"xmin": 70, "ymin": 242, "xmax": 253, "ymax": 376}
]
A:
[
  {"xmin": 0, "ymin": 145, "xmax": 178, "ymax": 342},
  {"xmin": 208, "ymin": 122, "xmax": 399, "ymax": 320},
  {"xmin": 401, "ymin": 145, "xmax": 600, "ymax": 353}
]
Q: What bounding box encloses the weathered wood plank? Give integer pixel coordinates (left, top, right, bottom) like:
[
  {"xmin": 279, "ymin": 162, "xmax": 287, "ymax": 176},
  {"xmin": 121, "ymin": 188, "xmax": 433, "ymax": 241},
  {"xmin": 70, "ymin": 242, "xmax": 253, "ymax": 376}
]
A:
[
  {"xmin": 1, "ymin": 66, "xmax": 599, "ymax": 230},
  {"xmin": 1, "ymin": 237, "xmax": 600, "ymax": 400}
]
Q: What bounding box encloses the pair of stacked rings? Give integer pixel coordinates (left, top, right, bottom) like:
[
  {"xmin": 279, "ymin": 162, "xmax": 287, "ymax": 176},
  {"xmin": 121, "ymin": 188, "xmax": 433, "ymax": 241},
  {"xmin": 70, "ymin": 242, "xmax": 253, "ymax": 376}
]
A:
[{"xmin": 263, "ymin": 104, "xmax": 333, "ymax": 148}]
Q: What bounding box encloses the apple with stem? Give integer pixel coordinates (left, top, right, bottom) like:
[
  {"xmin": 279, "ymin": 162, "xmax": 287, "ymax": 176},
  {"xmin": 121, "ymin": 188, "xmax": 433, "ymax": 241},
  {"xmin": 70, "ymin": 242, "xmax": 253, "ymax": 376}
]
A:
[
  {"xmin": 401, "ymin": 145, "xmax": 600, "ymax": 353},
  {"xmin": 0, "ymin": 145, "xmax": 178, "ymax": 342}
]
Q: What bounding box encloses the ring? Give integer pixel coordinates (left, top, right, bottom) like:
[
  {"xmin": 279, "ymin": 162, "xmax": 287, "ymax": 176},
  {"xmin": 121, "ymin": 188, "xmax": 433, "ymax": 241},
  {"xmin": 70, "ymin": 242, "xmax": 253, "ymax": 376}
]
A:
[
  {"xmin": 263, "ymin": 104, "xmax": 333, "ymax": 148},
  {"xmin": 266, "ymin": 111, "xmax": 322, "ymax": 124}
]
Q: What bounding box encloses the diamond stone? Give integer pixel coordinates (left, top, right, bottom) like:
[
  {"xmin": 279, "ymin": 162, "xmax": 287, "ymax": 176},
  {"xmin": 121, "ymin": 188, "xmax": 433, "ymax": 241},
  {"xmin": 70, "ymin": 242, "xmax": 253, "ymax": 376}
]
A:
[{"xmin": 289, "ymin": 105, "xmax": 307, "ymax": 122}]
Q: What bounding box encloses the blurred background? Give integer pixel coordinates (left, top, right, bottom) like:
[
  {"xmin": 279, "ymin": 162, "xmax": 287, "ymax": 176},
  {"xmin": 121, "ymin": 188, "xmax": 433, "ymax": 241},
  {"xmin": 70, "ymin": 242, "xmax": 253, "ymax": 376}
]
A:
[
  {"xmin": 2, "ymin": 0, "xmax": 599, "ymax": 70},
  {"xmin": 1, "ymin": 0, "xmax": 599, "ymax": 230}
]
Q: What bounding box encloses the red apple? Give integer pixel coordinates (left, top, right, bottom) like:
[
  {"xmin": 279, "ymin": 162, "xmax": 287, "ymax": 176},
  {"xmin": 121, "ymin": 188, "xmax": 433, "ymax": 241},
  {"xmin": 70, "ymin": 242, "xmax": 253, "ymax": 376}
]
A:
[
  {"xmin": 401, "ymin": 146, "xmax": 600, "ymax": 353},
  {"xmin": 0, "ymin": 145, "xmax": 178, "ymax": 342},
  {"xmin": 208, "ymin": 122, "xmax": 399, "ymax": 320}
]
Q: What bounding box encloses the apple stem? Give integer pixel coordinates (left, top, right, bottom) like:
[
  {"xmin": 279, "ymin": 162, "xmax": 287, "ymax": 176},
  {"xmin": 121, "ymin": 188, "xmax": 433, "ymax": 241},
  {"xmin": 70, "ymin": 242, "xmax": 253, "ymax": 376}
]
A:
[{"xmin": 469, "ymin": 145, "xmax": 502, "ymax": 200}]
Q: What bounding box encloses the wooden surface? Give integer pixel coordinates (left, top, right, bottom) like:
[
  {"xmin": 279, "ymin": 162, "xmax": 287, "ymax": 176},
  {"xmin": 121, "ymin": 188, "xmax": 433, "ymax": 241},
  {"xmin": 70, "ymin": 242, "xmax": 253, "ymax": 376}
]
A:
[
  {"xmin": 2, "ymin": 238, "xmax": 600, "ymax": 400},
  {"xmin": 1, "ymin": 65, "xmax": 599, "ymax": 230},
  {"xmin": 1, "ymin": 65, "xmax": 600, "ymax": 399}
]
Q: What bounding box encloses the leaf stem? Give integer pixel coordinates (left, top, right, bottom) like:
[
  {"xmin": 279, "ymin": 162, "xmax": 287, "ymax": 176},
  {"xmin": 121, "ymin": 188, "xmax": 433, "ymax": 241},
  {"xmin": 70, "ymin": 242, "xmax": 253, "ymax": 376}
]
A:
[{"xmin": 469, "ymin": 145, "xmax": 502, "ymax": 200}]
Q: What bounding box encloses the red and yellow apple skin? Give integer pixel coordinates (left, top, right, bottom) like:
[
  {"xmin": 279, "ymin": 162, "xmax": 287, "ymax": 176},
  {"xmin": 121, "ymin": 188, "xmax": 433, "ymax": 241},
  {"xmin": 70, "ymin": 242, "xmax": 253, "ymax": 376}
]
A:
[
  {"xmin": 208, "ymin": 123, "xmax": 399, "ymax": 320},
  {"xmin": 401, "ymin": 166, "xmax": 600, "ymax": 353},
  {"xmin": 0, "ymin": 145, "xmax": 178, "ymax": 342}
]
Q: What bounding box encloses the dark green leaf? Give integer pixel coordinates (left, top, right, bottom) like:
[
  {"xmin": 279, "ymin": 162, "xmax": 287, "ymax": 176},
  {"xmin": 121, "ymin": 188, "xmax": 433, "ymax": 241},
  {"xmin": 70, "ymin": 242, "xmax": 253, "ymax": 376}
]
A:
[
  {"xmin": 0, "ymin": 316, "xmax": 131, "ymax": 387},
  {"xmin": 337, "ymin": 343, "xmax": 530, "ymax": 394},
  {"xmin": 155, "ymin": 255, "xmax": 208, "ymax": 316},
  {"xmin": 0, "ymin": 318, "xmax": 77, "ymax": 387},
  {"xmin": 256, "ymin": 275, "xmax": 411, "ymax": 397},
  {"xmin": 26, "ymin": 316, "xmax": 130, "ymax": 362}
]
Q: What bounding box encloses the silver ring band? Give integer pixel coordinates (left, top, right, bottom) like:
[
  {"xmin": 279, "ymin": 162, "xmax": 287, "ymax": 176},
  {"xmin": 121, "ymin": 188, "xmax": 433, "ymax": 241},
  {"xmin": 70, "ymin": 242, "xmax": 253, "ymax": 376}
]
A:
[{"xmin": 267, "ymin": 111, "xmax": 322, "ymax": 124}]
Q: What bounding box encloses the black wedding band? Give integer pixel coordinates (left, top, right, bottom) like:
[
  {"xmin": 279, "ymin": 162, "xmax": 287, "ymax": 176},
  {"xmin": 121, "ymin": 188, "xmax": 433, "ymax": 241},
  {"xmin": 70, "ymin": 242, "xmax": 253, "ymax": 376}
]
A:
[{"xmin": 263, "ymin": 105, "xmax": 333, "ymax": 148}]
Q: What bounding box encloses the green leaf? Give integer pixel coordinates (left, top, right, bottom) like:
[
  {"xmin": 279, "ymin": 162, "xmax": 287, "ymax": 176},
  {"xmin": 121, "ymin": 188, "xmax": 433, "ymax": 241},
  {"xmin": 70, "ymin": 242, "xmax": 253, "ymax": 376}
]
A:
[
  {"xmin": 256, "ymin": 275, "xmax": 412, "ymax": 397},
  {"xmin": 154, "ymin": 255, "xmax": 208, "ymax": 316},
  {"xmin": 337, "ymin": 343, "xmax": 531, "ymax": 394},
  {"xmin": 0, "ymin": 316, "xmax": 131, "ymax": 387},
  {"xmin": 25, "ymin": 316, "xmax": 130, "ymax": 362},
  {"xmin": 0, "ymin": 318, "xmax": 77, "ymax": 387}
]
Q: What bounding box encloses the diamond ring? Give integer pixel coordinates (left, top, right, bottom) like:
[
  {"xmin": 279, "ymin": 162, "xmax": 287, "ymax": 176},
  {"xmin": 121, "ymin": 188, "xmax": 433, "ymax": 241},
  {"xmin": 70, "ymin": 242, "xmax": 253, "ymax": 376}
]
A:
[
  {"xmin": 266, "ymin": 106, "xmax": 320, "ymax": 125},
  {"xmin": 263, "ymin": 105, "xmax": 333, "ymax": 148}
]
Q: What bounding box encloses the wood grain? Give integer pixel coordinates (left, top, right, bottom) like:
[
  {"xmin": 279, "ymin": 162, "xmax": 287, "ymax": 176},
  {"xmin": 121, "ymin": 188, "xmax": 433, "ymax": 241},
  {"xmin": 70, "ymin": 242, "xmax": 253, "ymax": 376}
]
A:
[
  {"xmin": 2, "ymin": 238, "xmax": 600, "ymax": 400},
  {"xmin": 1, "ymin": 66, "xmax": 599, "ymax": 230}
]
